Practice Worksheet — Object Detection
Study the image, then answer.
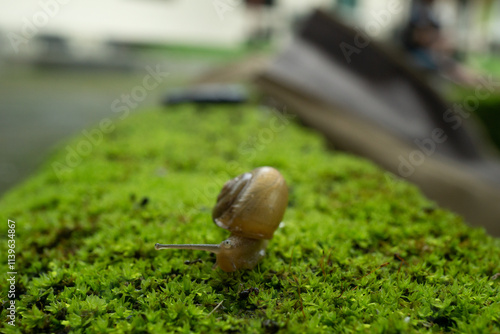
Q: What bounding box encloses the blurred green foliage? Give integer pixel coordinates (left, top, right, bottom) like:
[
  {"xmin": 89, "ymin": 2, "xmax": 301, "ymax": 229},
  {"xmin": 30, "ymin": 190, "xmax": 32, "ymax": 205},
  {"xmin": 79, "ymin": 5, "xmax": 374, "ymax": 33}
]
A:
[{"xmin": 457, "ymin": 55, "xmax": 500, "ymax": 150}]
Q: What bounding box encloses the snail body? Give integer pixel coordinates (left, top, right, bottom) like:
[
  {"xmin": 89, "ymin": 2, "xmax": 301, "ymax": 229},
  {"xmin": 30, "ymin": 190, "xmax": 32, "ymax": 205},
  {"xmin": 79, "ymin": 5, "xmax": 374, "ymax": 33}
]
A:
[{"xmin": 155, "ymin": 166, "xmax": 288, "ymax": 272}]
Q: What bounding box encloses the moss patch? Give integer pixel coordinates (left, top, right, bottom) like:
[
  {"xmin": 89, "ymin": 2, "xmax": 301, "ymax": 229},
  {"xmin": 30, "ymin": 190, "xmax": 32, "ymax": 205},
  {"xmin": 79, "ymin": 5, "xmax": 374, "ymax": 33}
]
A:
[{"xmin": 1, "ymin": 105, "xmax": 499, "ymax": 333}]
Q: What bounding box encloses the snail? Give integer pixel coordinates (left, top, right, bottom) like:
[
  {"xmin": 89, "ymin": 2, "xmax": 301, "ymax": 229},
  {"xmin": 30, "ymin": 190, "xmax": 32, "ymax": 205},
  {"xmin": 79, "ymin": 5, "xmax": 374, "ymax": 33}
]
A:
[{"xmin": 155, "ymin": 166, "xmax": 288, "ymax": 272}]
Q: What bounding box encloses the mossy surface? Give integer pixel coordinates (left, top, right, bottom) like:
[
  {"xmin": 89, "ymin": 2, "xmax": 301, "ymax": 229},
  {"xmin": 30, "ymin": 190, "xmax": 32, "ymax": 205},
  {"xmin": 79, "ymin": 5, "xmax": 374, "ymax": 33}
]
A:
[{"xmin": 1, "ymin": 105, "xmax": 499, "ymax": 333}]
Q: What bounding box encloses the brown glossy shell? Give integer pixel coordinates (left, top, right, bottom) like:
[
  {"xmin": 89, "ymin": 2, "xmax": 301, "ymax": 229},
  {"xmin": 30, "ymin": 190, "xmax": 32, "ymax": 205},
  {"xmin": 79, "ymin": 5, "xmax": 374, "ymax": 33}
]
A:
[{"xmin": 212, "ymin": 166, "xmax": 288, "ymax": 240}]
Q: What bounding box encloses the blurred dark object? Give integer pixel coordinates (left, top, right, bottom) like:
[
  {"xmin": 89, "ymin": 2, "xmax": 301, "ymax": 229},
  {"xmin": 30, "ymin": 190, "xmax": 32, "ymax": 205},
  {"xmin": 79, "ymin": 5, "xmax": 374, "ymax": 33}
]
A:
[
  {"xmin": 402, "ymin": 0, "xmax": 441, "ymax": 71},
  {"xmin": 449, "ymin": 86, "xmax": 500, "ymax": 151},
  {"xmin": 31, "ymin": 34, "xmax": 137, "ymax": 71},
  {"xmin": 470, "ymin": 95, "xmax": 500, "ymax": 149},
  {"xmin": 245, "ymin": 0, "xmax": 275, "ymax": 7},
  {"xmin": 400, "ymin": 0, "xmax": 479, "ymax": 85},
  {"xmin": 255, "ymin": 9, "xmax": 500, "ymax": 236},
  {"xmin": 244, "ymin": 0, "xmax": 276, "ymax": 46},
  {"xmin": 140, "ymin": 197, "xmax": 149, "ymax": 207},
  {"xmin": 162, "ymin": 84, "xmax": 248, "ymax": 105}
]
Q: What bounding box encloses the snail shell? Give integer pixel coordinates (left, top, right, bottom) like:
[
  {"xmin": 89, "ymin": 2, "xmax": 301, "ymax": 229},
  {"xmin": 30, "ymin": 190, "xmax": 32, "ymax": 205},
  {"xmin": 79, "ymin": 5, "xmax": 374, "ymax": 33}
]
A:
[{"xmin": 212, "ymin": 166, "xmax": 288, "ymax": 240}]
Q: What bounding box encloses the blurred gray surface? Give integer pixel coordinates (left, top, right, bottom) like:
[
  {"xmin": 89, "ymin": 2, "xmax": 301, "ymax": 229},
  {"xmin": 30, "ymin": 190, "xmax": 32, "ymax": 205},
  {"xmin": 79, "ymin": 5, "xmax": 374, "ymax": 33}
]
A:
[{"xmin": 0, "ymin": 56, "xmax": 217, "ymax": 197}]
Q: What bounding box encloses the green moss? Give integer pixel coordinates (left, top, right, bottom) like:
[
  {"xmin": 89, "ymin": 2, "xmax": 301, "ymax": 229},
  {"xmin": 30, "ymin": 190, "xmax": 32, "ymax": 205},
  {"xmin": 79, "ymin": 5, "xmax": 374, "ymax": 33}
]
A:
[{"xmin": 1, "ymin": 105, "xmax": 499, "ymax": 333}]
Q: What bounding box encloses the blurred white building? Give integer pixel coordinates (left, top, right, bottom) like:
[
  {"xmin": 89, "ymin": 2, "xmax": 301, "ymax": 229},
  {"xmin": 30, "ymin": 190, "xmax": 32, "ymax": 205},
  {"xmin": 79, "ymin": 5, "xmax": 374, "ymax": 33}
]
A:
[
  {"xmin": 0, "ymin": 0, "xmax": 408, "ymax": 50},
  {"xmin": 0, "ymin": 0, "xmax": 498, "ymax": 56},
  {"xmin": 0, "ymin": 1, "xmax": 246, "ymax": 51}
]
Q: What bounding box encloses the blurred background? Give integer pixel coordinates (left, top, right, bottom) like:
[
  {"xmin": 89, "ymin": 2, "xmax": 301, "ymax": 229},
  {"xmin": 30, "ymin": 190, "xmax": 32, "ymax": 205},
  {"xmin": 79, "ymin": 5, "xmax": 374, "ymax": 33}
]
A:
[{"xmin": 1, "ymin": 0, "xmax": 500, "ymax": 205}]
